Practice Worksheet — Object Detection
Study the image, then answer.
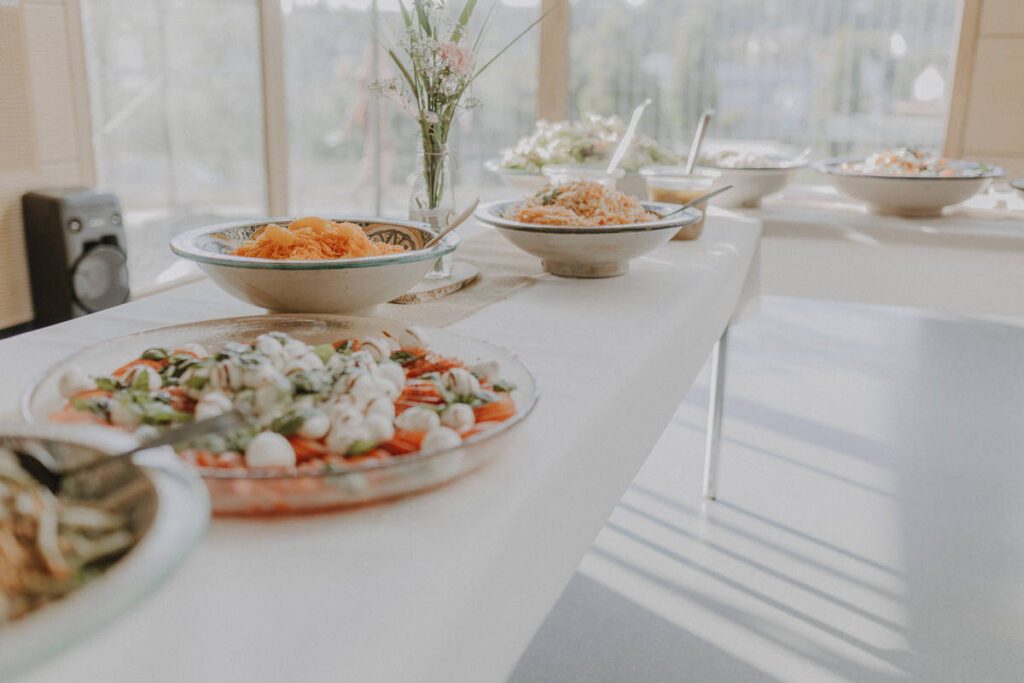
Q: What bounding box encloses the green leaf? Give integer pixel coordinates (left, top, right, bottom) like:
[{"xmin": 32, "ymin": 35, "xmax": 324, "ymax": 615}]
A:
[
  {"xmin": 398, "ymin": 0, "xmax": 413, "ymax": 28},
  {"xmin": 94, "ymin": 376, "xmax": 118, "ymax": 392},
  {"xmin": 132, "ymin": 369, "xmax": 153, "ymax": 391},
  {"xmin": 271, "ymin": 411, "xmax": 307, "ymax": 437},
  {"xmin": 451, "ymin": 0, "xmax": 478, "ymax": 43},
  {"xmin": 345, "ymin": 440, "xmax": 377, "ymax": 457},
  {"xmin": 472, "ymin": 0, "xmax": 560, "ymax": 83},
  {"xmin": 388, "ymin": 49, "xmax": 418, "ymax": 96},
  {"xmin": 184, "ymin": 373, "xmax": 208, "ymax": 391},
  {"xmin": 390, "ymin": 350, "xmax": 422, "ymax": 366},
  {"xmin": 141, "ymin": 347, "xmax": 168, "ymax": 361},
  {"xmin": 414, "ymin": 0, "xmax": 433, "ymax": 37},
  {"xmin": 72, "ymin": 396, "xmax": 110, "ymax": 418},
  {"xmin": 492, "ymin": 379, "xmax": 517, "ymax": 393},
  {"xmin": 473, "ymin": 0, "xmax": 499, "ymax": 51}
]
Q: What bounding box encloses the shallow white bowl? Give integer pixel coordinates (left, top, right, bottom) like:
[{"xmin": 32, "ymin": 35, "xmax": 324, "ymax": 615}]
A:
[
  {"xmin": 170, "ymin": 217, "xmax": 458, "ymax": 313},
  {"xmin": 1012, "ymin": 179, "xmax": 1024, "ymax": 198},
  {"xmin": 817, "ymin": 159, "xmax": 1005, "ymax": 216},
  {"xmin": 0, "ymin": 423, "xmax": 208, "ymax": 679},
  {"xmin": 703, "ymin": 162, "xmax": 806, "ymax": 208},
  {"xmin": 475, "ymin": 200, "xmax": 699, "ymax": 278},
  {"xmin": 485, "ymin": 159, "xmax": 550, "ymax": 195}
]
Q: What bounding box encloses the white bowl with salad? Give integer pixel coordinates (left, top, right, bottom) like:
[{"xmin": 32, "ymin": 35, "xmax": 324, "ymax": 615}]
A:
[
  {"xmin": 699, "ymin": 146, "xmax": 808, "ymax": 208},
  {"xmin": 0, "ymin": 423, "xmax": 207, "ymax": 678},
  {"xmin": 817, "ymin": 148, "xmax": 1004, "ymax": 216},
  {"xmin": 487, "ymin": 112, "xmax": 679, "ymax": 198}
]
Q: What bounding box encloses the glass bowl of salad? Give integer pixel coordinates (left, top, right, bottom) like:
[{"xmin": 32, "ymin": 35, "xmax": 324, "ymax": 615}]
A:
[{"xmin": 22, "ymin": 315, "xmax": 538, "ymax": 515}]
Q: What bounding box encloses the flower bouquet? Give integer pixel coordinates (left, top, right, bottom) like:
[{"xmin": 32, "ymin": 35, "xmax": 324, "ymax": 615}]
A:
[{"xmin": 374, "ymin": 0, "xmax": 552, "ymax": 236}]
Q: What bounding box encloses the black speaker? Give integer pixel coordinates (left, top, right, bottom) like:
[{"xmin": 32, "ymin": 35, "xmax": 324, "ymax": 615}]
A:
[{"xmin": 22, "ymin": 188, "xmax": 130, "ymax": 327}]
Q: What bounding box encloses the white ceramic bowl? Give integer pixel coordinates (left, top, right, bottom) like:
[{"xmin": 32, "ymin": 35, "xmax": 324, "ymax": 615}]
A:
[
  {"xmin": 0, "ymin": 423, "xmax": 208, "ymax": 679},
  {"xmin": 702, "ymin": 161, "xmax": 806, "ymax": 208},
  {"xmin": 817, "ymin": 159, "xmax": 1005, "ymax": 216},
  {"xmin": 485, "ymin": 159, "xmax": 549, "ymax": 195},
  {"xmin": 170, "ymin": 217, "xmax": 458, "ymax": 313},
  {"xmin": 485, "ymin": 159, "xmax": 648, "ymax": 199},
  {"xmin": 1012, "ymin": 179, "xmax": 1024, "ymax": 198},
  {"xmin": 475, "ymin": 200, "xmax": 700, "ymax": 278}
]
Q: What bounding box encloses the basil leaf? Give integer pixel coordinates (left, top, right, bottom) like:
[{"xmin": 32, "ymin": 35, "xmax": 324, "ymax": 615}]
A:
[
  {"xmin": 94, "ymin": 376, "xmax": 118, "ymax": 392},
  {"xmin": 492, "ymin": 380, "xmax": 517, "ymax": 393},
  {"xmin": 141, "ymin": 347, "xmax": 169, "ymax": 361},
  {"xmin": 270, "ymin": 411, "xmax": 306, "ymax": 436},
  {"xmin": 132, "ymin": 369, "xmax": 153, "ymax": 391},
  {"xmin": 345, "ymin": 440, "xmax": 377, "ymax": 457},
  {"xmin": 390, "ymin": 350, "xmax": 422, "ymax": 366}
]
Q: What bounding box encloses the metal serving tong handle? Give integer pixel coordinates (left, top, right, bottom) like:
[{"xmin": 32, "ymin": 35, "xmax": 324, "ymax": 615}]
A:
[
  {"xmin": 15, "ymin": 410, "xmax": 245, "ymax": 494},
  {"xmin": 657, "ymin": 185, "xmax": 734, "ymax": 220}
]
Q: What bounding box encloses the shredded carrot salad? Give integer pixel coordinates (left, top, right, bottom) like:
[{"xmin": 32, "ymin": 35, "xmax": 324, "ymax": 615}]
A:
[
  {"xmin": 231, "ymin": 216, "xmax": 406, "ymax": 260},
  {"xmin": 508, "ymin": 180, "xmax": 657, "ymax": 227}
]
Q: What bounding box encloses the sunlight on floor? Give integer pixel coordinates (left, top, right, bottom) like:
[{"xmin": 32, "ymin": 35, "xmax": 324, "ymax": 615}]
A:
[{"xmin": 513, "ymin": 297, "xmax": 1024, "ymax": 682}]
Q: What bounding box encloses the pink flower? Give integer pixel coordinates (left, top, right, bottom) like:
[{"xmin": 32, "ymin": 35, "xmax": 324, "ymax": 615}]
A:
[{"xmin": 437, "ymin": 41, "xmax": 474, "ymax": 76}]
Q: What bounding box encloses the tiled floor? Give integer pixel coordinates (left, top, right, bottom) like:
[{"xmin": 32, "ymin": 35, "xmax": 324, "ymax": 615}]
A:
[{"xmin": 512, "ymin": 296, "xmax": 1024, "ymax": 682}]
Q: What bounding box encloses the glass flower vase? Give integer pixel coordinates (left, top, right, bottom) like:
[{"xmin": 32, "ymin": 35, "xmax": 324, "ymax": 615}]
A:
[{"xmin": 409, "ymin": 144, "xmax": 455, "ymax": 279}]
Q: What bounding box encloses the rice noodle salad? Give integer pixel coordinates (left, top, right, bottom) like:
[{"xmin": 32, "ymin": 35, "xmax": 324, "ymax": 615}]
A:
[
  {"xmin": 838, "ymin": 148, "xmax": 992, "ymax": 178},
  {"xmin": 0, "ymin": 448, "xmax": 134, "ymax": 622},
  {"xmin": 50, "ymin": 327, "xmax": 517, "ymax": 472},
  {"xmin": 508, "ymin": 180, "xmax": 657, "ymax": 227}
]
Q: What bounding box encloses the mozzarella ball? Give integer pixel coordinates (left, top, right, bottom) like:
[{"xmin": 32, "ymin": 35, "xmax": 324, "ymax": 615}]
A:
[
  {"xmin": 365, "ymin": 397, "xmax": 396, "ymax": 422},
  {"xmin": 325, "ymin": 421, "xmax": 371, "ymax": 455},
  {"xmin": 394, "ymin": 406, "xmax": 440, "ymax": 433},
  {"xmin": 109, "ymin": 400, "xmax": 141, "ymax": 429},
  {"xmin": 195, "ymin": 391, "xmax": 233, "ymax": 420},
  {"xmin": 364, "ymin": 414, "xmax": 395, "ymax": 443},
  {"xmin": 243, "ymin": 363, "xmax": 286, "ymax": 389},
  {"xmin": 441, "ymin": 403, "xmax": 475, "ymax": 432},
  {"xmin": 178, "ymin": 343, "xmax": 209, "ymax": 358},
  {"xmin": 254, "ymin": 381, "xmax": 290, "ymax": 416},
  {"xmin": 298, "ymin": 411, "xmax": 330, "ymax": 440},
  {"xmin": 468, "ymin": 361, "xmax": 499, "ymax": 383},
  {"xmin": 421, "ymin": 426, "xmax": 462, "ymax": 452},
  {"xmin": 211, "ymin": 360, "xmax": 243, "ymax": 392},
  {"xmin": 58, "ymin": 366, "xmax": 94, "ymax": 398},
  {"xmin": 441, "ymin": 368, "xmax": 480, "ymax": 398},
  {"xmin": 399, "ymin": 326, "xmax": 429, "ymax": 350},
  {"xmin": 283, "ymin": 338, "xmax": 309, "ymax": 360},
  {"xmin": 349, "ymin": 373, "xmax": 384, "ymax": 407},
  {"xmin": 245, "ymin": 432, "xmax": 296, "ymax": 468},
  {"xmin": 377, "ymin": 361, "xmax": 407, "ymax": 391},
  {"xmin": 124, "ymin": 365, "xmax": 162, "ymax": 392},
  {"xmin": 360, "ymin": 337, "xmax": 392, "ymax": 363}
]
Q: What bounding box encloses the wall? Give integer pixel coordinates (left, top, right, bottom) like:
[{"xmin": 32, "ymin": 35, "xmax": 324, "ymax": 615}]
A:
[
  {"xmin": 945, "ymin": 0, "xmax": 1024, "ymax": 175},
  {"xmin": 0, "ymin": 0, "xmax": 93, "ymax": 330}
]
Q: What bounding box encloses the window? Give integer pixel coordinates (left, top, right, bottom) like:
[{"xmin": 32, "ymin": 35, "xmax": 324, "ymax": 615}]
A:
[
  {"xmin": 282, "ymin": 0, "xmax": 537, "ymax": 217},
  {"xmin": 80, "ymin": 0, "xmax": 961, "ymax": 291},
  {"xmin": 81, "ymin": 0, "xmax": 266, "ymax": 291},
  {"xmin": 569, "ymin": 0, "xmax": 960, "ymax": 158}
]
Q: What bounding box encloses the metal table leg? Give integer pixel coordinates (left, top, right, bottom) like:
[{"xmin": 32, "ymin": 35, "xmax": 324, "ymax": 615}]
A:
[{"xmin": 703, "ymin": 325, "xmax": 729, "ymax": 500}]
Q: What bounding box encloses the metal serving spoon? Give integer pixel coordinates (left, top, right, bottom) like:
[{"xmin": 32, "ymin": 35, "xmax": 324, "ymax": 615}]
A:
[
  {"xmin": 423, "ymin": 198, "xmax": 481, "ymax": 249},
  {"xmin": 15, "ymin": 410, "xmax": 246, "ymax": 494},
  {"xmin": 657, "ymin": 184, "xmax": 734, "ymax": 220}
]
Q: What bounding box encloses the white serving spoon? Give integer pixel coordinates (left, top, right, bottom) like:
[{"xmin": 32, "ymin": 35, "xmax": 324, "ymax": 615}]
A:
[
  {"xmin": 605, "ymin": 98, "xmax": 653, "ymax": 176},
  {"xmin": 423, "ymin": 198, "xmax": 480, "ymax": 249},
  {"xmin": 684, "ymin": 109, "xmax": 714, "ymax": 174}
]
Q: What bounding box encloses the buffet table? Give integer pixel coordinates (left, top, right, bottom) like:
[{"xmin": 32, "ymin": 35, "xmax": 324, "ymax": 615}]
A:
[{"xmin": 5, "ymin": 216, "xmax": 760, "ymax": 683}]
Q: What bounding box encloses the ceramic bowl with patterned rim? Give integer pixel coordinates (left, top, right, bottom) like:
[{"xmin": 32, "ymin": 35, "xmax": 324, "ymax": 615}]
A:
[
  {"xmin": 816, "ymin": 159, "xmax": 1005, "ymax": 217},
  {"xmin": 474, "ymin": 200, "xmax": 699, "ymax": 278},
  {"xmin": 170, "ymin": 217, "xmax": 458, "ymax": 313}
]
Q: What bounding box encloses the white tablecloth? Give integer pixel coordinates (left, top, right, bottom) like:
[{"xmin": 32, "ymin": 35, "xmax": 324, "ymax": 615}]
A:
[{"xmin": 7, "ymin": 216, "xmax": 761, "ymax": 683}]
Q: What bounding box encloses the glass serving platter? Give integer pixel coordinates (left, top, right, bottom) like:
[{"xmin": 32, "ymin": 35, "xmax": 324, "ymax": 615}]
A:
[{"xmin": 22, "ymin": 315, "xmax": 538, "ymax": 515}]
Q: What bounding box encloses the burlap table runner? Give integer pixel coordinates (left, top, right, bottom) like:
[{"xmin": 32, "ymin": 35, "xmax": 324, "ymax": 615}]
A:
[{"xmin": 376, "ymin": 228, "xmax": 546, "ymax": 327}]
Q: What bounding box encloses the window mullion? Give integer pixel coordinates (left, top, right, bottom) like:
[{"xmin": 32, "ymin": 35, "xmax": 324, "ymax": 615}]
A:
[{"xmin": 258, "ymin": 0, "xmax": 289, "ymax": 215}]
